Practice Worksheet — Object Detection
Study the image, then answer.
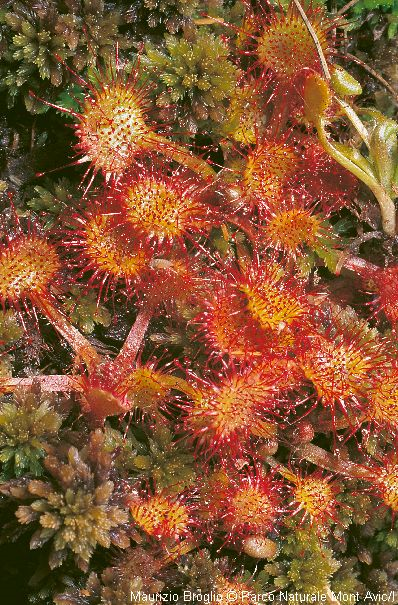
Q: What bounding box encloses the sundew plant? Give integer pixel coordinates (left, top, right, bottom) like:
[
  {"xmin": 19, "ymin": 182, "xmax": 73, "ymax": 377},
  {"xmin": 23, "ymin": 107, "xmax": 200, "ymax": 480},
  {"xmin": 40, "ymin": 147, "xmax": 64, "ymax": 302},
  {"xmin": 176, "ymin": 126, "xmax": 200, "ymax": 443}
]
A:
[{"xmin": 0, "ymin": 0, "xmax": 398, "ymax": 603}]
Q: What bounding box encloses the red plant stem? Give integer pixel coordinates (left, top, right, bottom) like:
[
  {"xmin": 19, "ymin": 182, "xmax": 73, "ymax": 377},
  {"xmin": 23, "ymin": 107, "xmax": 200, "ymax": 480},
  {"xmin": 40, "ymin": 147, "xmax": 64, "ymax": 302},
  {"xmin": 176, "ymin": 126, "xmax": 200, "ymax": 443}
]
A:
[
  {"xmin": 148, "ymin": 133, "xmax": 216, "ymax": 180},
  {"xmin": 338, "ymin": 253, "xmax": 379, "ymax": 278},
  {"xmin": 314, "ymin": 412, "xmax": 366, "ymax": 432},
  {"xmin": 294, "ymin": 443, "xmax": 376, "ymax": 481},
  {"xmin": 32, "ymin": 294, "xmax": 100, "ymax": 369},
  {"xmin": 0, "ymin": 375, "xmax": 77, "ymax": 393},
  {"xmin": 31, "ymin": 89, "xmax": 216, "ymax": 181},
  {"xmin": 114, "ymin": 305, "xmax": 153, "ymax": 375}
]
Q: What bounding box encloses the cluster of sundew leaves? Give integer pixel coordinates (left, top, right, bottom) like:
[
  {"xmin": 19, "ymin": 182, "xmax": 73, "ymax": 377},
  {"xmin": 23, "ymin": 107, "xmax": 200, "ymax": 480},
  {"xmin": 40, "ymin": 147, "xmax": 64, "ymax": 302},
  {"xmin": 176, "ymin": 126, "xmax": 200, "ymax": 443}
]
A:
[{"xmin": 1, "ymin": 0, "xmax": 398, "ymax": 603}]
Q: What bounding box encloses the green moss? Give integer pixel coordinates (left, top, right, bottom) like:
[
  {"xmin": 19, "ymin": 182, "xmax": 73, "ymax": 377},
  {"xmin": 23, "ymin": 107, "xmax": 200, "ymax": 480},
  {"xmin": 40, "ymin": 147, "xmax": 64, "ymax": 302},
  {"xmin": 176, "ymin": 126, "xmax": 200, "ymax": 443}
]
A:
[
  {"xmin": 142, "ymin": 424, "xmax": 196, "ymax": 493},
  {"xmin": 0, "ymin": 353, "xmax": 14, "ymax": 378},
  {"xmin": 144, "ymin": 0, "xmax": 200, "ymax": 32},
  {"xmin": 0, "ymin": 309, "xmax": 23, "ymax": 345},
  {"xmin": 102, "ymin": 424, "xmax": 142, "ymax": 477},
  {"xmin": 285, "ymin": 532, "xmax": 340, "ymax": 593},
  {"xmin": 144, "ymin": 29, "xmax": 240, "ymax": 123},
  {"xmin": 63, "ymin": 287, "xmax": 111, "ymax": 334},
  {"xmin": 142, "ymin": 0, "xmax": 226, "ymax": 33},
  {"xmin": 15, "ymin": 430, "xmax": 130, "ymax": 570},
  {"xmin": 265, "ymin": 522, "xmax": 340, "ymax": 594},
  {"xmin": 337, "ymin": 483, "xmax": 373, "ymax": 527},
  {"xmin": 330, "ymin": 557, "xmax": 365, "ymax": 596},
  {"xmin": 54, "ymin": 547, "xmax": 165, "ymax": 605},
  {"xmin": 0, "ymin": 0, "xmax": 132, "ymax": 112},
  {"xmin": 144, "ymin": 0, "xmax": 200, "ymax": 18},
  {"xmin": 0, "ymin": 384, "xmax": 63, "ymax": 479},
  {"xmin": 27, "ymin": 179, "xmax": 77, "ymax": 225},
  {"xmin": 374, "ymin": 516, "xmax": 398, "ymax": 549}
]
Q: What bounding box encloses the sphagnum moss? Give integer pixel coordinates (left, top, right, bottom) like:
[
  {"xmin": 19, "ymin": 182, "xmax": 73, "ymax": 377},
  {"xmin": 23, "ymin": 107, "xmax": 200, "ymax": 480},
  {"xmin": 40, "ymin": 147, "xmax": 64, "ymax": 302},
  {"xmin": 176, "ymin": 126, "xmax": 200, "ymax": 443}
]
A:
[
  {"xmin": 15, "ymin": 431, "xmax": 130, "ymax": 570},
  {"xmin": 0, "ymin": 384, "xmax": 63, "ymax": 479}
]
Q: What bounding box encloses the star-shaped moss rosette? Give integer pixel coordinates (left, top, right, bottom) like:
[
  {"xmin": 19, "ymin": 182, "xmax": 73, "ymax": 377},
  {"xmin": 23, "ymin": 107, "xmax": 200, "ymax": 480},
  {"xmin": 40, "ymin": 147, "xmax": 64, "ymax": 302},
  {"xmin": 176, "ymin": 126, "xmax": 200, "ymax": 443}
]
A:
[
  {"xmin": 15, "ymin": 430, "xmax": 130, "ymax": 571},
  {"xmin": 144, "ymin": 29, "xmax": 240, "ymax": 124},
  {"xmin": 0, "ymin": 383, "xmax": 63, "ymax": 479},
  {"xmin": 0, "ymin": 0, "xmax": 132, "ymax": 112}
]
